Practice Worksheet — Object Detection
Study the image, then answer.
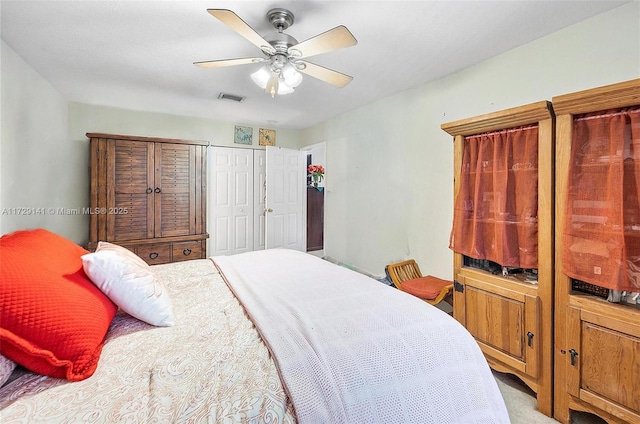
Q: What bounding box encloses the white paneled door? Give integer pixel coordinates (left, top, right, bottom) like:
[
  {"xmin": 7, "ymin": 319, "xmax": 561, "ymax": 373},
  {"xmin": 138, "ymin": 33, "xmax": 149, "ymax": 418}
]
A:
[
  {"xmin": 209, "ymin": 147, "xmax": 254, "ymax": 256},
  {"xmin": 265, "ymin": 146, "xmax": 306, "ymax": 251},
  {"xmin": 209, "ymin": 146, "xmax": 306, "ymax": 256}
]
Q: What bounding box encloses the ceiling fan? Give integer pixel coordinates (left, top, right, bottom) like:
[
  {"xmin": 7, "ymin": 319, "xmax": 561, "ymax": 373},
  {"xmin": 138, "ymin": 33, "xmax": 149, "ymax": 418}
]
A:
[{"xmin": 194, "ymin": 8, "xmax": 358, "ymax": 98}]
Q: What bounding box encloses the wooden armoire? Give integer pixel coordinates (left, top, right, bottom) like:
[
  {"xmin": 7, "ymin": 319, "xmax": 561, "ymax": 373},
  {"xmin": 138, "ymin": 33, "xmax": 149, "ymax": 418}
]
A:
[
  {"xmin": 553, "ymin": 79, "xmax": 640, "ymax": 424},
  {"xmin": 441, "ymin": 101, "xmax": 555, "ymax": 417},
  {"xmin": 87, "ymin": 133, "xmax": 208, "ymax": 265}
]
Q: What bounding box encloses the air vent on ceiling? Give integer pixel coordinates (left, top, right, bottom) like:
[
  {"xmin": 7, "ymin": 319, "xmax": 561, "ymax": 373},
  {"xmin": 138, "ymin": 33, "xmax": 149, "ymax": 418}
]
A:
[{"xmin": 218, "ymin": 92, "xmax": 246, "ymax": 102}]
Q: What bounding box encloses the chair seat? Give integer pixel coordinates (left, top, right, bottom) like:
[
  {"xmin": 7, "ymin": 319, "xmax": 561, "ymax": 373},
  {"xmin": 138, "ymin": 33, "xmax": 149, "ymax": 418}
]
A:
[
  {"xmin": 401, "ymin": 275, "xmax": 453, "ymax": 300},
  {"xmin": 386, "ymin": 259, "xmax": 453, "ymax": 308}
]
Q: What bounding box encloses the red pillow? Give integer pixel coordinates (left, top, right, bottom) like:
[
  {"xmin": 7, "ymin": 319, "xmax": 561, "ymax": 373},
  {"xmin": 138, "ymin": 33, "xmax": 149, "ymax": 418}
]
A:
[
  {"xmin": 0, "ymin": 229, "xmax": 117, "ymax": 381},
  {"xmin": 401, "ymin": 275, "xmax": 453, "ymax": 300}
]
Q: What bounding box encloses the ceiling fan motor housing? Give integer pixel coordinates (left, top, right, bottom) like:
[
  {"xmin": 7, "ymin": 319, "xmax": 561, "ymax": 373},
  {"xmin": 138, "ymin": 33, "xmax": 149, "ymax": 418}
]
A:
[{"xmin": 267, "ymin": 8, "xmax": 294, "ymax": 31}]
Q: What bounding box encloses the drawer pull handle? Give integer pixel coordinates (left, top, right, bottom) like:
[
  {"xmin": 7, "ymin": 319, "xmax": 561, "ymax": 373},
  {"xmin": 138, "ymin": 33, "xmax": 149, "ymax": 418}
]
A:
[
  {"xmin": 183, "ymin": 248, "xmax": 192, "ymax": 256},
  {"xmin": 154, "ymin": 187, "xmax": 161, "ymax": 193},
  {"xmin": 146, "ymin": 187, "xmax": 153, "ymax": 194},
  {"xmin": 149, "ymin": 252, "xmax": 159, "ymax": 260},
  {"xmin": 527, "ymin": 332, "xmax": 534, "ymax": 347}
]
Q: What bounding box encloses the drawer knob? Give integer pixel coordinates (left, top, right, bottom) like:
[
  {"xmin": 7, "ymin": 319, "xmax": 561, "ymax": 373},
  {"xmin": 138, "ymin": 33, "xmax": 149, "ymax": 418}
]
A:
[
  {"xmin": 146, "ymin": 187, "xmax": 153, "ymax": 194},
  {"xmin": 149, "ymin": 252, "xmax": 159, "ymax": 259},
  {"xmin": 183, "ymin": 248, "xmax": 192, "ymax": 256}
]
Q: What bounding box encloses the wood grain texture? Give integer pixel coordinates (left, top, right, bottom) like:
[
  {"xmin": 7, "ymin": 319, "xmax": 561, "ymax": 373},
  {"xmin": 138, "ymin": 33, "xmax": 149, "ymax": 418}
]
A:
[
  {"xmin": 552, "ymin": 79, "xmax": 640, "ymax": 116},
  {"xmin": 554, "ymin": 79, "xmax": 640, "ymax": 424},
  {"xmin": 443, "ymin": 100, "xmax": 554, "ymax": 417},
  {"xmin": 306, "ymin": 187, "xmax": 324, "ymax": 251},
  {"xmin": 87, "ymin": 133, "xmax": 209, "ymax": 265}
]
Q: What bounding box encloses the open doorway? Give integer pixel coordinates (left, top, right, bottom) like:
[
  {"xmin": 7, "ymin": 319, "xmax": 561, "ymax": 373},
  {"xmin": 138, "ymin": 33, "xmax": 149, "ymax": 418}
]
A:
[{"xmin": 301, "ymin": 142, "xmax": 325, "ymax": 253}]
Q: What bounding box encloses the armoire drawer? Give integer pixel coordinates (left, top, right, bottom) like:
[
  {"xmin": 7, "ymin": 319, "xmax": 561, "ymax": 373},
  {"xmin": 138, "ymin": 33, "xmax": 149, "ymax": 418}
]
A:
[
  {"xmin": 137, "ymin": 244, "xmax": 172, "ymax": 265},
  {"xmin": 172, "ymin": 241, "xmax": 203, "ymax": 262}
]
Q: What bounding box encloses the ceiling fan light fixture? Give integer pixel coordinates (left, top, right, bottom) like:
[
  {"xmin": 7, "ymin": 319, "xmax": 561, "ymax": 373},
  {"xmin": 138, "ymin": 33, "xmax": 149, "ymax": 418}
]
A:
[
  {"xmin": 282, "ymin": 63, "xmax": 303, "ymax": 88},
  {"xmin": 276, "ymin": 79, "xmax": 295, "ymax": 95},
  {"xmin": 252, "ymin": 62, "xmax": 298, "ymax": 97},
  {"xmin": 250, "ymin": 65, "xmax": 272, "ymax": 88}
]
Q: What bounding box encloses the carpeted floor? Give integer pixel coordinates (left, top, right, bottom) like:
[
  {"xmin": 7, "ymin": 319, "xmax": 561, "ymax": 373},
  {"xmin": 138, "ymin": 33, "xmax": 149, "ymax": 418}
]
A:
[{"xmin": 494, "ymin": 371, "xmax": 607, "ymax": 424}]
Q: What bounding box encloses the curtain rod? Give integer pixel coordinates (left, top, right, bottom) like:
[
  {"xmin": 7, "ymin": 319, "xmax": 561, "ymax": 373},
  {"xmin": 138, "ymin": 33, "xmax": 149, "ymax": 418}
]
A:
[
  {"xmin": 464, "ymin": 124, "xmax": 538, "ymax": 139},
  {"xmin": 575, "ymin": 107, "xmax": 640, "ymax": 122}
]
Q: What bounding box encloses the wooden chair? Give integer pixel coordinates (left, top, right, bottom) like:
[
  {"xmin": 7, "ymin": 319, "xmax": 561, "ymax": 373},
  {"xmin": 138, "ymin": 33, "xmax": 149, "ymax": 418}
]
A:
[{"xmin": 386, "ymin": 259, "xmax": 454, "ymax": 307}]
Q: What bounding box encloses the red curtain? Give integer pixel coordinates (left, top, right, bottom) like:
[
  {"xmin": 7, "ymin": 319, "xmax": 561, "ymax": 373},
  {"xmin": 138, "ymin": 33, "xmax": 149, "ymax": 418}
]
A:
[
  {"xmin": 450, "ymin": 125, "xmax": 539, "ymax": 268},
  {"xmin": 562, "ymin": 108, "xmax": 640, "ymax": 291}
]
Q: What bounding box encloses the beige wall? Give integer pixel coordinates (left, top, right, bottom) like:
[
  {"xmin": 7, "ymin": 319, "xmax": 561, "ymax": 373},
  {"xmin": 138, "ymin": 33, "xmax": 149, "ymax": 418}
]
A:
[
  {"xmin": 1, "ymin": 40, "xmax": 79, "ymax": 240},
  {"xmin": 2, "ymin": 2, "xmax": 639, "ymax": 275},
  {"xmin": 68, "ymin": 103, "xmax": 301, "ymax": 150},
  {"xmin": 0, "ymin": 43, "xmax": 300, "ymax": 244},
  {"xmin": 301, "ymin": 1, "xmax": 640, "ymax": 278}
]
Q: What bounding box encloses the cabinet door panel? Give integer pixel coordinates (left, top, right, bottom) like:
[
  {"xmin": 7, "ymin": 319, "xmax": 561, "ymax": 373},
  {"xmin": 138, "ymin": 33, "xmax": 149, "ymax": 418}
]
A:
[
  {"xmin": 109, "ymin": 140, "xmax": 154, "ymax": 241},
  {"xmin": 465, "ymin": 286, "xmax": 524, "ymax": 360},
  {"xmin": 155, "ymin": 144, "xmax": 196, "ymax": 237},
  {"xmin": 581, "ymin": 322, "xmax": 640, "ymax": 413}
]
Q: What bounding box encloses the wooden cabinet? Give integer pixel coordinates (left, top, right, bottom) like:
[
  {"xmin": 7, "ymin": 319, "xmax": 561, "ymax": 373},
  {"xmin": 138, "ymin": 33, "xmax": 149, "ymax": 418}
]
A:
[
  {"xmin": 88, "ymin": 133, "xmax": 208, "ymax": 265},
  {"xmin": 441, "ymin": 101, "xmax": 555, "ymax": 417},
  {"xmin": 307, "ymin": 187, "xmax": 324, "ymax": 251},
  {"xmin": 553, "ymin": 79, "xmax": 640, "ymax": 424}
]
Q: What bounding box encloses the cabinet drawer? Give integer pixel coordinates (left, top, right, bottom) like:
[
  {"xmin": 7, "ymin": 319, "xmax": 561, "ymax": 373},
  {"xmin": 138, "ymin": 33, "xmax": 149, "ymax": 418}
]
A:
[
  {"xmin": 172, "ymin": 241, "xmax": 203, "ymax": 262},
  {"xmin": 137, "ymin": 244, "xmax": 172, "ymax": 265}
]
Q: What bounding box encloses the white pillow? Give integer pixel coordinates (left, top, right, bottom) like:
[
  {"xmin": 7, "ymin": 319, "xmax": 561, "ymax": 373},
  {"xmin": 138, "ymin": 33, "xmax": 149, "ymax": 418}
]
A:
[{"xmin": 82, "ymin": 242, "xmax": 175, "ymax": 326}]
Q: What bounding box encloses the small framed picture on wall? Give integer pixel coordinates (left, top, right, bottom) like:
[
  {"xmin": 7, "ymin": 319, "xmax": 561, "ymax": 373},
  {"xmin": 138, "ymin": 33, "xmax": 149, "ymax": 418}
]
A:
[
  {"xmin": 259, "ymin": 128, "xmax": 276, "ymax": 146},
  {"xmin": 234, "ymin": 125, "xmax": 253, "ymax": 145}
]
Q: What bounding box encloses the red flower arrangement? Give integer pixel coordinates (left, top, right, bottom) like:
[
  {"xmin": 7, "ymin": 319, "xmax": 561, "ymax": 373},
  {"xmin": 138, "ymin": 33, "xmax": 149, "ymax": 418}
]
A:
[{"xmin": 308, "ymin": 164, "xmax": 325, "ymax": 186}]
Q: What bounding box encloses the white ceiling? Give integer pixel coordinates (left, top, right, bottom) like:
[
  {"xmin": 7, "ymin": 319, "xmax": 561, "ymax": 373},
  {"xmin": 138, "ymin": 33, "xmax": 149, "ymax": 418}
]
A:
[{"xmin": 0, "ymin": 1, "xmax": 628, "ymax": 130}]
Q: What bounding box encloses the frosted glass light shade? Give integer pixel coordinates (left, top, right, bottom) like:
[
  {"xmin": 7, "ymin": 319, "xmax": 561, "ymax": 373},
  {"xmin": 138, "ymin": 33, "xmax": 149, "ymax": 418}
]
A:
[
  {"xmin": 251, "ymin": 63, "xmax": 298, "ymax": 97},
  {"xmin": 282, "ymin": 64, "xmax": 303, "ymax": 88},
  {"xmin": 250, "ymin": 65, "xmax": 271, "ymax": 88},
  {"xmin": 277, "ymin": 81, "xmax": 294, "ymax": 95}
]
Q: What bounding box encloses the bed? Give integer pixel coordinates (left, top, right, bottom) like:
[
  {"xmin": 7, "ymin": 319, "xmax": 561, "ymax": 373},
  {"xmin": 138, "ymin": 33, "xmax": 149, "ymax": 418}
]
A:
[{"xmin": 1, "ymin": 229, "xmax": 509, "ymax": 423}]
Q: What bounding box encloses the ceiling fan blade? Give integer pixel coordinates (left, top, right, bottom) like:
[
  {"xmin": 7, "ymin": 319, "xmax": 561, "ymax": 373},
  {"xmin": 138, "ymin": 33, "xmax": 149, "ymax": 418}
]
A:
[
  {"xmin": 290, "ymin": 26, "xmax": 357, "ymax": 59},
  {"xmin": 208, "ymin": 9, "xmax": 272, "ymax": 52},
  {"xmin": 194, "ymin": 57, "xmax": 264, "ymax": 69},
  {"xmin": 298, "ymin": 61, "xmax": 353, "ymax": 88}
]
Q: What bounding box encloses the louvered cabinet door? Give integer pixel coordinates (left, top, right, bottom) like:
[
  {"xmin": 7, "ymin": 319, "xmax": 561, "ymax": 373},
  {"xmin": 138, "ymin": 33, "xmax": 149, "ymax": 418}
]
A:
[
  {"xmin": 154, "ymin": 143, "xmax": 205, "ymax": 238},
  {"xmin": 88, "ymin": 133, "xmax": 208, "ymax": 262},
  {"xmin": 107, "ymin": 140, "xmax": 155, "ymax": 241}
]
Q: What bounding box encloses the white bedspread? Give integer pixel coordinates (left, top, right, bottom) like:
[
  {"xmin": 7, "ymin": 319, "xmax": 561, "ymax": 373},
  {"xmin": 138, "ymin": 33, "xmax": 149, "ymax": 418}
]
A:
[{"xmin": 213, "ymin": 249, "xmax": 510, "ymax": 424}]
